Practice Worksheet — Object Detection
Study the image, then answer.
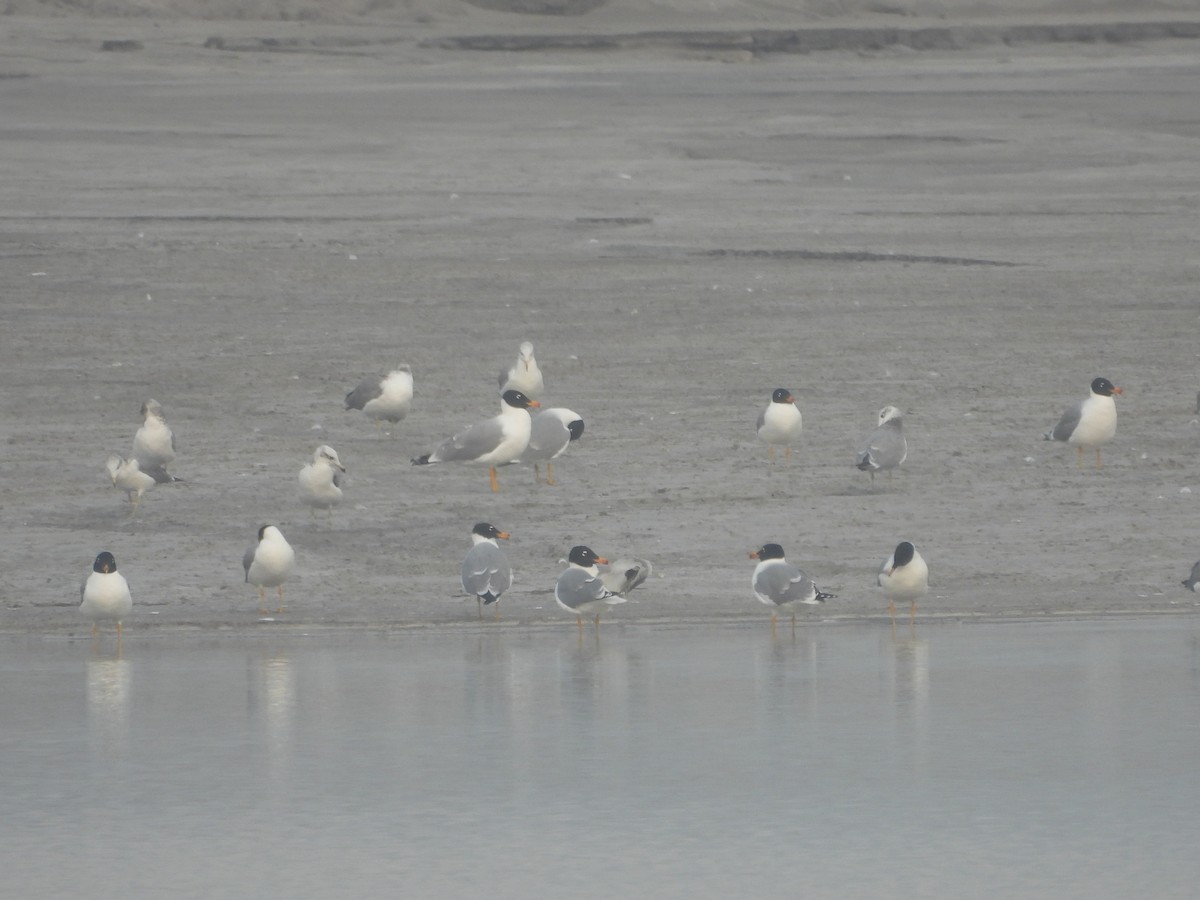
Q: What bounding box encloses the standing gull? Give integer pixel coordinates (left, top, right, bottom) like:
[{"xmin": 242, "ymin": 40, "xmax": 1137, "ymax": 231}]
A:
[
  {"xmin": 243, "ymin": 525, "xmax": 296, "ymax": 615},
  {"xmin": 878, "ymin": 541, "xmax": 929, "ymax": 627},
  {"xmin": 756, "ymin": 388, "xmax": 803, "ymax": 464},
  {"xmin": 298, "ymin": 445, "xmax": 346, "ymax": 517},
  {"xmin": 1044, "ymin": 377, "xmax": 1122, "ymax": 468},
  {"xmin": 106, "ymin": 455, "xmax": 155, "ymax": 513},
  {"xmin": 412, "ymin": 390, "xmax": 540, "ymax": 492},
  {"xmin": 855, "ymin": 406, "xmax": 907, "ymax": 487},
  {"xmin": 499, "ymin": 341, "xmax": 544, "ymax": 400},
  {"xmin": 461, "ymin": 522, "xmax": 513, "ymax": 619},
  {"xmin": 749, "ymin": 543, "xmax": 835, "ymax": 632},
  {"xmin": 80, "ymin": 551, "xmax": 133, "ymax": 639},
  {"xmin": 519, "ymin": 407, "xmax": 584, "ymax": 485},
  {"xmin": 345, "ymin": 365, "xmax": 413, "ymax": 432},
  {"xmin": 555, "ymin": 545, "xmax": 625, "ymax": 628},
  {"xmin": 132, "ymin": 399, "xmax": 179, "ymax": 483}
]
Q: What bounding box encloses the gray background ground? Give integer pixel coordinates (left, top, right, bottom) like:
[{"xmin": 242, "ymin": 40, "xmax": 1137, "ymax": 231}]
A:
[{"xmin": 3, "ymin": 3, "xmax": 1200, "ymax": 632}]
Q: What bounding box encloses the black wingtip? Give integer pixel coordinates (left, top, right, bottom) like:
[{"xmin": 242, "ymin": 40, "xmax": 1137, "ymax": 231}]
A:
[
  {"xmin": 855, "ymin": 458, "xmax": 871, "ymax": 472},
  {"xmin": 411, "ymin": 455, "xmax": 431, "ymax": 466},
  {"xmin": 816, "ymin": 590, "xmax": 836, "ymax": 602}
]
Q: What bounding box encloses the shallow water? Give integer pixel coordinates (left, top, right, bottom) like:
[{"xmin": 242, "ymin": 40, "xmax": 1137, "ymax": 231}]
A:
[{"xmin": 4, "ymin": 617, "xmax": 1198, "ymax": 898}]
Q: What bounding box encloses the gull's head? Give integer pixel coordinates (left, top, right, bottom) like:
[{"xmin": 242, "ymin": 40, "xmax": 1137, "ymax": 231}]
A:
[
  {"xmin": 1090, "ymin": 377, "xmax": 1122, "ymax": 398},
  {"xmin": 316, "ymin": 445, "xmax": 346, "ymax": 471},
  {"xmin": 877, "ymin": 406, "xmax": 903, "ymax": 425},
  {"xmin": 93, "ymin": 551, "xmax": 117, "ymax": 574}
]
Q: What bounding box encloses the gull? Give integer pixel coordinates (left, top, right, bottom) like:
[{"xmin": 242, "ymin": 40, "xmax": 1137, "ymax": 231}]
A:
[
  {"xmin": 599, "ymin": 557, "xmax": 652, "ymax": 597},
  {"xmin": 519, "ymin": 407, "xmax": 584, "ymax": 485},
  {"xmin": 855, "ymin": 406, "xmax": 907, "ymax": 487},
  {"xmin": 756, "ymin": 388, "xmax": 803, "ymax": 464},
  {"xmin": 555, "ymin": 545, "xmax": 625, "ymax": 628},
  {"xmin": 106, "ymin": 455, "xmax": 155, "ymax": 513},
  {"xmin": 878, "ymin": 541, "xmax": 929, "ymax": 627},
  {"xmin": 298, "ymin": 445, "xmax": 346, "ymax": 517},
  {"xmin": 132, "ymin": 399, "xmax": 179, "ymax": 483},
  {"xmin": 499, "ymin": 341, "xmax": 544, "ymax": 400},
  {"xmin": 749, "ymin": 543, "xmax": 835, "ymax": 633},
  {"xmin": 1044, "ymin": 377, "xmax": 1122, "ymax": 468},
  {"xmin": 344, "ymin": 365, "xmax": 413, "ymax": 433},
  {"xmin": 243, "ymin": 525, "xmax": 295, "ymax": 615},
  {"xmin": 80, "ymin": 551, "xmax": 133, "ymax": 639},
  {"xmin": 1182, "ymin": 561, "xmax": 1200, "ymax": 592},
  {"xmin": 461, "ymin": 522, "xmax": 513, "ymax": 619},
  {"xmin": 412, "ymin": 390, "xmax": 540, "ymax": 492}
]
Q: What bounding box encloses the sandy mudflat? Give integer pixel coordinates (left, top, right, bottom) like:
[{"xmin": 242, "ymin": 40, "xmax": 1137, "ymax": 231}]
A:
[{"xmin": 3, "ymin": 8, "xmax": 1200, "ymax": 632}]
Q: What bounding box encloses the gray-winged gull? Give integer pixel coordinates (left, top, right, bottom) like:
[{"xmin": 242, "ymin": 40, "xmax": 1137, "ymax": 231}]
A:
[
  {"xmin": 1044, "ymin": 377, "xmax": 1122, "ymax": 468},
  {"xmin": 243, "ymin": 525, "xmax": 295, "ymax": 615},
  {"xmin": 345, "ymin": 365, "xmax": 413, "ymax": 431},
  {"xmin": 298, "ymin": 445, "xmax": 346, "ymax": 517},
  {"xmin": 461, "ymin": 522, "xmax": 513, "ymax": 619},
  {"xmin": 749, "ymin": 542, "xmax": 834, "ymax": 632},
  {"xmin": 106, "ymin": 455, "xmax": 155, "ymax": 513},
  {"xmin": 519, "ymin": 407, "xmax": 584, "ymax": 485},
  {"xmin": 555, "ymin": 545, "xmax": 625, "ymax": 628},
  {"xmin": 412, "ymin": 389, "xmax": 540, "ymax": 492},
  {"xmin": 855, "ymin": 405, "xmax": 907, "ymax": 487},
  {"xmin": 499, "ymin": 341, "xmax": 544, "ymax": 400},
  {"xmin": 132, "ymin": 399, "xmax": 179, "ymax": 483}
]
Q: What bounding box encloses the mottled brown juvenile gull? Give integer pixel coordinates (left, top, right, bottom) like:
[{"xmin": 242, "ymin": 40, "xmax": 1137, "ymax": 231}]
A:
[
  {"xmin": 461, "ymin": 522, "xmax": 513, "ymax": 619},
  {"xmin": 1044, "ymin": 377, "xmax": 1122, "ymax": 468},
  {"xmin": 412, "ymin": 390, "xmax": 540, "ymax": 492}
]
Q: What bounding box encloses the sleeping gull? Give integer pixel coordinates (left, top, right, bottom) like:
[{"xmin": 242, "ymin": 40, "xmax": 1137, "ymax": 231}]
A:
[
  {"xmin": 1044, "ymin": 377, "xmax": 1122, "ymax": 468},
  {"xmin": 519, "ymin": 407, "xmax": 584, "ymax": 485},
  {"xmin": 132, "ymin": 399, "xmax": 179, "ymax": 483},
  {"xmin": 855, "ymin": 406, "xmax": 907, "ymax": 487},
  {"xmin": 344, "ymin": 365, "xmax": 413, "ymax": 432},
  {"xmin": 749, "ymin": 542, "xmax": 834, "ymax": 633},
  {"xmin": 80, "ymin": 551, "xmax": 133, "ymax": 639},
  {"xmin": 411, "ymin": 390, "xmax": 540, "ymax": 492},
  {"xmin": 555, "ymin": 545, "xmax": 625, "ymax": 628},
  {"xmin": 243, "ymin": 525, "xmax": 295, "ymax": 615},
  {"xmin": 499, "ymin": 341, "xmax": 544, "ymax": 400},
  {"xmin": 298, "ymin": 445, "xmax": 345, "ymax": 517},
  {"xmin": 756, "ymin": 388, "xmax": 803, "ymax": 464},
  {"xmin": 106, "ymin": 455, "xmax": 155, "ymax": 513},
  {"xmin": 461, "ymin": 522, "xmax": 513, "ymax": 619},
  {"xmin": 878, "ymin": 541, "xmax": 929, "ymax": 627}
]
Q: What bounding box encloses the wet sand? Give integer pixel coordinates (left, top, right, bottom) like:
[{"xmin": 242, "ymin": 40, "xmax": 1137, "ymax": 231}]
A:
[{"xmin": 3, "ymin": 16, "xmax": 1200, "ymax": 632}]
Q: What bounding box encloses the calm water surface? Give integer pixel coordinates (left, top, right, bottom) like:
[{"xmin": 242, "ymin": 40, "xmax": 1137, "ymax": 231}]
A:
[{"xmin": 3, "ymin": 618, "xmax": 1198, "ymax": 898}]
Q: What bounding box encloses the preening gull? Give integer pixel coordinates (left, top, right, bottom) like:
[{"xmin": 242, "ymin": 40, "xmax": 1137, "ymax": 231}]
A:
[
  {"xmin": 855, "ymin": 406, "xmax": 907, "ymax": 487},
  {"xmin": 345, "ymin": 365, "xmax": 413, "ymax": 431}
]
